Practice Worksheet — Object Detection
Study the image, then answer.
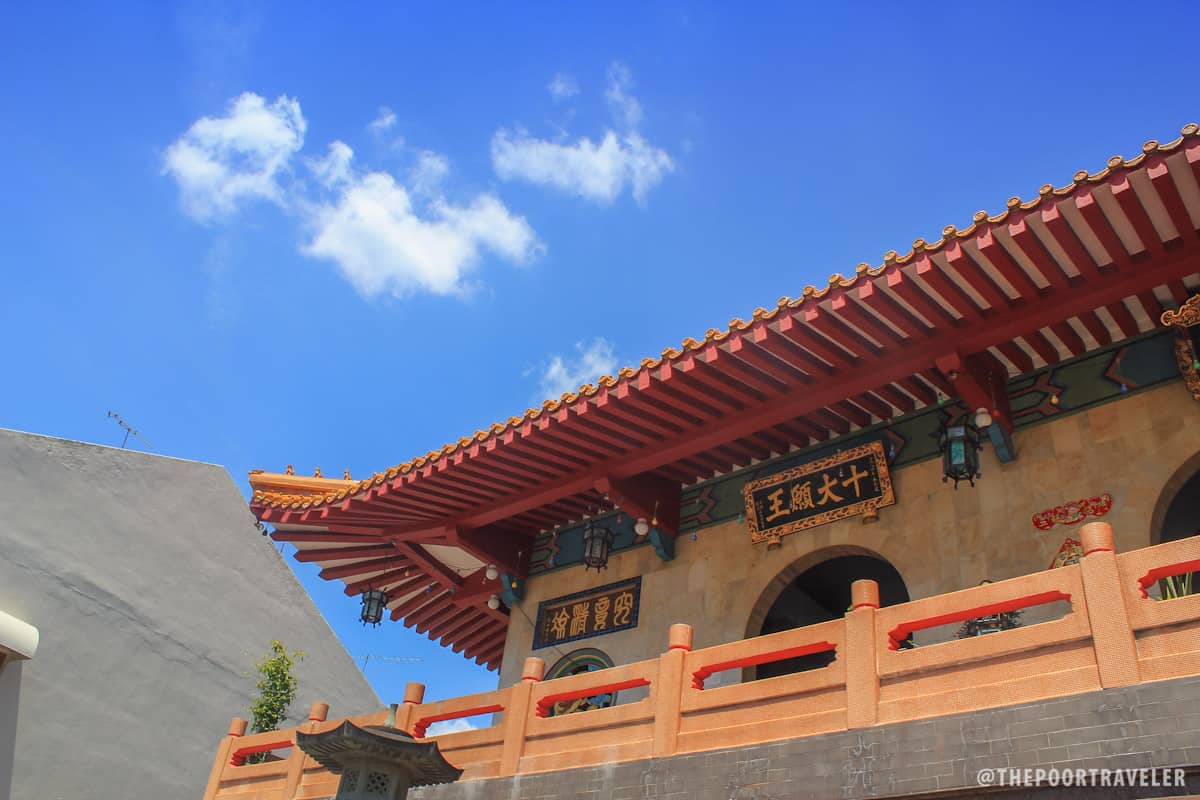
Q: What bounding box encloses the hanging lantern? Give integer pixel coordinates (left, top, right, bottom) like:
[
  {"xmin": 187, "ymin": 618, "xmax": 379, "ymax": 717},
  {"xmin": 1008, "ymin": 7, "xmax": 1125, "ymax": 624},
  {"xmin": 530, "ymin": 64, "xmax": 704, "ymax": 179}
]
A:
[
  {"xmin": 938, "ymin": 418, "xmax": 982, "ymax": 489},
  {"xmin": 360, "ymin": 587, "xmax": 388, "ymax": 627},
  {"xmin": 581, "ymin": 521, "xmax": 614, "ymax": 571}
]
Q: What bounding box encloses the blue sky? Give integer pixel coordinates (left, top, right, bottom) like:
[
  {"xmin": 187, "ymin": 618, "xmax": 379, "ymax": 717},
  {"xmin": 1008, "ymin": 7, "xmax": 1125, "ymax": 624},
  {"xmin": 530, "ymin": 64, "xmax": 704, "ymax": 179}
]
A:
[{"xmin": 2, "ymin": 2, "xmax": 1198, "ymax": 716}]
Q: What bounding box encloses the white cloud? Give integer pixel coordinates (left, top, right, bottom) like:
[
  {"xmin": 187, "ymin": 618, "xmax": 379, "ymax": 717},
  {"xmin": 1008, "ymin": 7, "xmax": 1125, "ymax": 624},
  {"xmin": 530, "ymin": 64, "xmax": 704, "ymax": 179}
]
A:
[
  {"xmin": 604, "ymin": 62, "xmax": 642, "ymax": 129},
  {"xmin": 368, "ymin": 106, "xmax": 397, "ymax": 136},
  {"xmin": 163, "ymin": 92, "xmax": 306, "ymax": 221},
  {"xmin": 491, "ymin": 64, "xmax": 673, "ymax": 205},
  {"xmin": 425, "ymin": 718, "xmax": 477, "ymax": 736},
  {"xmin": 168, "ymin": 92, "xmax": 542, "ymax": 301},
  {"xmin": 540, "ymin": 338, "xmax": 619, "ymax": 399},
  {"xmin": 547, "ymin": 73, "xmax": 579, "ymax": 101},
  {"xmin": 409, "ymin": 150, "xmax": 450, "ymax": 197},
  {"xmin": 492, "ymin": 129, "xmax": 672, "ymax": 205},
  {"xmin": 307, "ymin": 140, "xmax": 354, "ymax": 188},
  {"xmin": 303, "ymin": 168, "xmax": 541, "ymax": 299}
]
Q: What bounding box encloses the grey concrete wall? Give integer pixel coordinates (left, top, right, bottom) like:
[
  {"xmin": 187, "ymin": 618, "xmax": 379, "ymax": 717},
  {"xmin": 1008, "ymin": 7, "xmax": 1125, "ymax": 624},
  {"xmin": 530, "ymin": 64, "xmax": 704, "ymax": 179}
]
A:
[
  {"xmin": 410, "ymin": 675, "xmax": 1200, "ymax": 800},
  {"xmin": 0, "ymin": 429, "xmax": 378, "ymax": 800}
]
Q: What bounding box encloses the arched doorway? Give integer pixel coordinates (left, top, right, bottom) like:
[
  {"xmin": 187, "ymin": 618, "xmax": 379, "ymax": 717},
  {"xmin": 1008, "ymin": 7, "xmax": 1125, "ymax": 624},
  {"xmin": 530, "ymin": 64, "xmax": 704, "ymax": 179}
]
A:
[
  {"xmin": 1151, "ymin": 452, "xmax": 1200, "ymax": 544},
  {"xmin": 745, "ymin": 548, "xmax": 909, "ymax": 681},
  {"xmin": 544, "ymin": 648, "xmax": 617, "ymax": 715}
]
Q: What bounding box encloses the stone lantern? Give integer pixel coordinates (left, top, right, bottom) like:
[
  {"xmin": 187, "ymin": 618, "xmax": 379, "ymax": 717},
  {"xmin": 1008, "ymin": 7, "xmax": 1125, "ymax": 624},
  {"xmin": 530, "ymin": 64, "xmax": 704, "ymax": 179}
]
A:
[{"xmin": 294, "ymin": 705, "xmax": 461, "ymax": 800}]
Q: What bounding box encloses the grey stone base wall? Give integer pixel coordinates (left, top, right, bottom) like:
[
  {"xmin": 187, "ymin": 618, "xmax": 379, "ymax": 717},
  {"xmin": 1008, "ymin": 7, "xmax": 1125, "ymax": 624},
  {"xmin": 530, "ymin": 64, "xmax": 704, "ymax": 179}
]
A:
[{"xmin": 411, "ymin": 675, "xmax": 1200, "ymax": 799}]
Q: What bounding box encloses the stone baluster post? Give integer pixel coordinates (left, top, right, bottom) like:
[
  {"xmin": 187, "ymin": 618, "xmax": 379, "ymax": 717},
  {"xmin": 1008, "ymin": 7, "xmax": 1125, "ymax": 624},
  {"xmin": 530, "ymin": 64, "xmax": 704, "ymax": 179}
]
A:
[
  {"xmin": 1079, "ymin": 521, "xmax": 1140, "ymax": 688},
  {"xmin": 202, "ymin": 717, "xmax": 247, "ymax": 800},
  {"xmin": 395, "ymin": 682, "xmax": 425, "ymax": 735},
  {"xmin": 845, "ymin": 579, "xmax": 880, "ymax": 729},
  {"xmin": 499, "ymin": 657, "xmax": 543, "ymax": 777},
  {"xmin": 652, "ymin": 623, "xmax": 692, "ymax": 758},
  {"xmin": 282, "ymin": 702, "xmax": 330, "ymax": 798}
]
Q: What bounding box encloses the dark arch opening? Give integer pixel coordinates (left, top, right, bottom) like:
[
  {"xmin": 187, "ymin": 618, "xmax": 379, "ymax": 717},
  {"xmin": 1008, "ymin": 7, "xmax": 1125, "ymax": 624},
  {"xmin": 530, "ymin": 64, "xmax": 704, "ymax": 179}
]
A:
[
  {"xmin": 1160, "ymin": 469, "xmax": 1200, "ymax": 544},
  {"xmin": 755, "ymin": 554, "xmax": 909, "ymax": 680}
]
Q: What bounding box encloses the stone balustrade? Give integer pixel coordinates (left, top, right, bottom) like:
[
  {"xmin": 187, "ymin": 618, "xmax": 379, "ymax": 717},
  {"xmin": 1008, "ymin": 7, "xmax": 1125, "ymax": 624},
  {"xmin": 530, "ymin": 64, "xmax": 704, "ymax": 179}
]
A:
[{"xmin": 201, "ymin": 522, "xmax": 1200, "ymax": 800}]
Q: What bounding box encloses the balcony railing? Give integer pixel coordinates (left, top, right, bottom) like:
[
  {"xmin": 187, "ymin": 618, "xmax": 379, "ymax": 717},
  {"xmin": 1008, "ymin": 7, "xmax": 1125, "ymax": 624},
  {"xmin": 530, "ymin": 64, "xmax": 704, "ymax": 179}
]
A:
[{"xmin": 202, "ymin": 522, "xmax": 1200, "ymax": 799}]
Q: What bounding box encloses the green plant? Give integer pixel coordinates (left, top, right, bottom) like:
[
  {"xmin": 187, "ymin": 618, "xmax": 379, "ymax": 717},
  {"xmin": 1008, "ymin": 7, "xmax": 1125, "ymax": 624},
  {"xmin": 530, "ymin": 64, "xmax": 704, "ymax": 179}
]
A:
[
  {"xmin": 246, "ymin": 640, "xmax": 304, "ymax": 761},
  {"xmin": 1159, "ymin": 572, "xmax": 1195, "ymax": 600}
]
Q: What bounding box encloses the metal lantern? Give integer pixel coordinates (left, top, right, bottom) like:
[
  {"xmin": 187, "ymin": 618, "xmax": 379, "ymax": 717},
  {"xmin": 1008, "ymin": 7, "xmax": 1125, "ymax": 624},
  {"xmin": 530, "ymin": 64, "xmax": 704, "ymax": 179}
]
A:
[
  {"xmin": 938, "ymin": 419, "xmax": 982, "ymax": 488},
  {"xmin": 360, "ymin": 588, "xmax": 388, "ymax": 627},
  {"xmin": 581, "ymin": 522, "xmax": 614, "ymax": 571}
]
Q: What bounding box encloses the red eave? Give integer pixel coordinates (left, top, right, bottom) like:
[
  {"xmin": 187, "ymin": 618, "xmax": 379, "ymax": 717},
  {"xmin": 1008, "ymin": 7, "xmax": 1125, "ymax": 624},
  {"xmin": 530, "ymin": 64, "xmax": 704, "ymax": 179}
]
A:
[{"xmin": 251, "ymin": 123, "xmax": 1200, "ymax": 669}]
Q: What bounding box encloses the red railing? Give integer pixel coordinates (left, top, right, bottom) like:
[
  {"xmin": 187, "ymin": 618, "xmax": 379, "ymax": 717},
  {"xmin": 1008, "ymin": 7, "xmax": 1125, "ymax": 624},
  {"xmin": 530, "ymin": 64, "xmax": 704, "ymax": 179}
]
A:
[{"xmin": 203, "ymin": 523, "xmax": 1200, "ymax": 799}]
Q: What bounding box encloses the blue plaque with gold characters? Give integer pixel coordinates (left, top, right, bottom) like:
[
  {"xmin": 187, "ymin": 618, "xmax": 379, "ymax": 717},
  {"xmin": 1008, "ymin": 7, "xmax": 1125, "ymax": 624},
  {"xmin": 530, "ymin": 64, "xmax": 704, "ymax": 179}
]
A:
[
  {"xmin": 533, "ymin": 577, "xmax": 641, "ymax": 650},
  {"xmin": 742, "ymin": 440, "xmax": 895, "ymax": 545}
]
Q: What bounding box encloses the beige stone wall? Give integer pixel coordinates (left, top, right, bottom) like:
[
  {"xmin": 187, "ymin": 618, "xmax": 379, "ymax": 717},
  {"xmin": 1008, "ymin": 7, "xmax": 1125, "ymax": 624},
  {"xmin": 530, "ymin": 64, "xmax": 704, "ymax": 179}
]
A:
[{"xmin": 497, "ymin": 382, "xmax": 1200, "ymax": 688}]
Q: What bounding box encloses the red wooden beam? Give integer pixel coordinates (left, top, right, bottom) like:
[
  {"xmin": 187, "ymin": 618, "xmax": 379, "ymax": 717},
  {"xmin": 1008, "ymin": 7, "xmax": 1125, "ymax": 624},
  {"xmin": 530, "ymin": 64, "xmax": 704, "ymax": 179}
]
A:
[
  {"xmin": 857, "ymin": 279, "xmax": 935, "ymax": 340},
  {"xmin": 829, "ymin": 292, "xmax": 907, "ymax": 347},
  {"xmin": 897, "ymin": 375, "xmax": 937, "ymax": 406},
  {"xmin": 705, "ymin": 344, "xmax": 792, "ymax": 395},
  {"xmin": 1073, "ymin": 311, "xmax": 1113, "ymax": 348},
  {"xmin": 408, "ymin": 593, "xmax": 458, "ymax": 633},
  {"xmin": 1075, "ymin": 187, "xmax": 1133, "ymax": 270},
  {"xmin": 593, "ymin": 388, "xmax": 685, "ymax": 438},
  {"xmin": 852, "ymin": 392, "xmax": 894, "ymax": 421},
  {"xmin": 833, "ymin": 400, "xmax": 871, "ymax": 428},
  {"xmin": 935, "ymin": 351, "xmax": 1013, "ymax": 433},
  {"xmin": 975, "ymin": 228, "xmax": 1043, "ymax": 300},
  {"xmin": 438, "ymin": 610, "xmax": 489, "ymax": 646},
  {"xmin": 1048, "ymin": 321, "xmax": 1086, "ymax": 358},
  {"xmin": 292, "ymin": 544, "xmax": 399, "ymax": 563},
  {"xmin": 885, "ymin": 268, "xmax": 959, "ymax": 329},
  {"xmin": 728, "ymin": 335, "xmax": 812, "ymax": 386},
  {"xmin": 1008, "ymin": 215, "xmax": 1071, "ymax": 292},
  {"xmin": 805, "ymin": 304, "xmax": 881, "ymax": 358},
  {"xmin": 1021, "ymin": 330, "xmax": 1062, "ymax": 366},
  {"xmin": 1040, "ymin": 201, "xmax": 1106, "ymax": 281},
  {"xmin": 873, "ymin": 384, "xmax": 916, "ymax": 415},
  {"xmin": 344, "ymin": 570, "xmax": 427, "ymax": 598},
  {"xmin": 615, "ymin": 380, "xmax": 707, "ymax": 427},
  {"xmin": 319, "ymin": 556, "xmax": 412, "ymax": 581},
  {"xmin": 914, "ymin": 253, "xmax": 985, "ymax": 323},
  {"xmin": 1165, "ymin": 281, "xmax": 1192, "ymax": 308},
  {"xmin": 942, "ymin": 240, "xmax": 1013, "ymax": 313},
  {"xmin": 674, "ymin": 352, "xmax": 764, "ymax": 405},
  {"xmin": 453, "ymin": 621, "xmax": 504, "ymax": 655},
  {"xmin": 777, "ymin": 311, "xmax": 856, "ymax": 368},
  {"xmin": 388, "ymin": 585, "xmax": 442, "ymax": 621},
  {"xmin": 1134, "ymin": 290, "xmax": 1167, "ymax": 322},
  {"xmin": 995, "ymin": 341, "xmax": 1035, "ymax": 375},
  {"xmin": 812, "ymin": 408, "xmax": 851, "ymax": 435},
  {"xmin": 1108, "ymin": 173, "xmax": 1165, "ymax": 258},
  {"xmin": 1104, "ymin": 299, "xmax": 1141, "ymax": 339},
  {"xmin": 270, "ymin": 531, "xmax": 389, "ymax": 545}
]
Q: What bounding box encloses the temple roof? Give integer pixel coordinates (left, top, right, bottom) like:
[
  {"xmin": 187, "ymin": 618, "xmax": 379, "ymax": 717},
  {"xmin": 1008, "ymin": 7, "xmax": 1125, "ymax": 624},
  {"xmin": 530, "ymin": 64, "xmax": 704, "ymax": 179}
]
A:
[{"xmin": 251, "ymin": 123, "xmax": 1200, "ymax": 669}]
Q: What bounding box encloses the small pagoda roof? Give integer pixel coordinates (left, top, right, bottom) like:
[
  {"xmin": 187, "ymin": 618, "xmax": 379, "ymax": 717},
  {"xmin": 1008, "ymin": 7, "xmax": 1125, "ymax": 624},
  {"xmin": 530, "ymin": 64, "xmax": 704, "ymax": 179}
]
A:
[
  {"xmin": 251, "ymin": 123, "xmax": 1200, "ymax": 669},
  {"xmin": 295, "ymin": 720, "xmax": 462, "ymax": 787}
]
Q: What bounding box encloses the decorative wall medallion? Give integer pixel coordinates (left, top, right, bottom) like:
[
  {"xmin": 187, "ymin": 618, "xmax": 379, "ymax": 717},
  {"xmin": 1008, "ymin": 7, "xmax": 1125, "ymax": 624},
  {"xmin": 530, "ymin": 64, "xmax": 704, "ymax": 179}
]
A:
[
  {"xmin": 1032, "ymin": 494, "xmax": 1112, "ymax": 531},
  {"xmin": 1161, "ymin": 292, "xmax": 1200, "ymax": 402},
  {"xmin": 742, "ymin": 440, "xmax": 895, "ymax": 546},
  {"xmin": 1049, "ymin": 537, "xmax": 1083, "ymax": 569},
  {"xmin": 532, "ymin": 577, "xmax": 641, "ymax": 650}
]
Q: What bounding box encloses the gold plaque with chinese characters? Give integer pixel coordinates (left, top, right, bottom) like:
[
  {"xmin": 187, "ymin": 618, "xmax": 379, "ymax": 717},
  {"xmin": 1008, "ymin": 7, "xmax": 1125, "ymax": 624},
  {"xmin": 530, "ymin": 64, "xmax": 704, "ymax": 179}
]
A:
[
  {"xmin": 742, "ymin": 440, "xmax": 896, "ymax": 545},
  {"xmin": 532, "ymin": 577, "xmax": 641, "ymax": 650}
]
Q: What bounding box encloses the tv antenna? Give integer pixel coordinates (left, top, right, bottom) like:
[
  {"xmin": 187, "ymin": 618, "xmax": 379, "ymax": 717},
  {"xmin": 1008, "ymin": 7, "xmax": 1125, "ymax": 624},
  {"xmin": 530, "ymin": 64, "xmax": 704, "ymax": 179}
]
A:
[
  {"xmin": 352, "ymin": 654, "xmax": 424, "ymax": 675},
  {"xmin": 107, "ymin": 411, "xmax": 153, "ymax": 450}
]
